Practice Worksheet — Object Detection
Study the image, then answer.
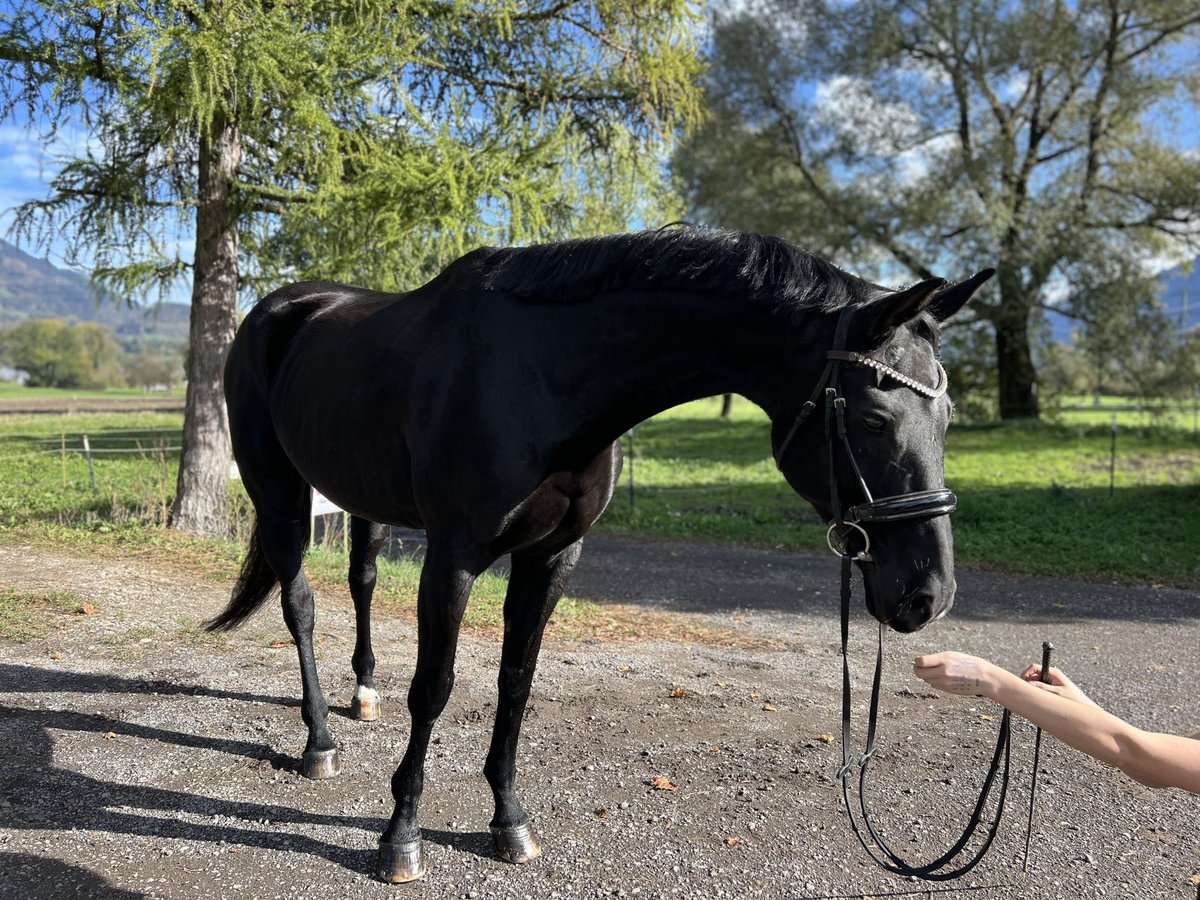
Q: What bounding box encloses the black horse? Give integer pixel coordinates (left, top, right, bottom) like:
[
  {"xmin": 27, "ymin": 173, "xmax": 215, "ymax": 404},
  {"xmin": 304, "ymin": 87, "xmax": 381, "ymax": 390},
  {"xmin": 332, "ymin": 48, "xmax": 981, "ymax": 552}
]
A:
[{"xmin": 209, "ymin": 226, "xmax": 991, "ymax": 882}]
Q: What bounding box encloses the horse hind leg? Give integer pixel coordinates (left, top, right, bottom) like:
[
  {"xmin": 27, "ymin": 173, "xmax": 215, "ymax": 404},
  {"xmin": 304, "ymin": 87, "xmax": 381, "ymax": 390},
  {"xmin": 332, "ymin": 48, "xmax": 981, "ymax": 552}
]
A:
[
  {"xmin": 348, "ymin": 516, "xmax": 387, "ymax": 721},
  {"xmin": 254, "ymin": 510, "xmax": 343, "ymax": 780},
  {"xmin": 483, "ymin": 538, "xmax": 583, "ymax": 864}
]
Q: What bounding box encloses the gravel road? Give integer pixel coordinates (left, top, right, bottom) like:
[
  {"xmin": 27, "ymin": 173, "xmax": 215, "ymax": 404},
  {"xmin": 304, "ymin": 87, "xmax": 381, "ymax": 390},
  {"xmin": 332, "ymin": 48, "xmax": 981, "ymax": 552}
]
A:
[{"xmin": 0, "ymin": 535, "xmax": 1196, "ymax": 900}]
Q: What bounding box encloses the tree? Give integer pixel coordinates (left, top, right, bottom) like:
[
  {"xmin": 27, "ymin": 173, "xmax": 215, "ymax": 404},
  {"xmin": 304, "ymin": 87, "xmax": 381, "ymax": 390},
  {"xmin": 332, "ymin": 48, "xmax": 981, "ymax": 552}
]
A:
[
  {"xmin": 674, "ymin": 0, "xmax": 1200, "ymax": 419},
  {"xmin": 4, "ymin": 318, "xmax": 89, "ymax": 387},
  {"xmin": 2, "ymin": 1, "xmax": 702, "ymax": 534},
  {"xmin": 124, "ymin": 348, "xmax": 182, "ymax": 391},
  {"xmin": 75, "ymin": 322, "xmax": 125, "ymax": 389}
]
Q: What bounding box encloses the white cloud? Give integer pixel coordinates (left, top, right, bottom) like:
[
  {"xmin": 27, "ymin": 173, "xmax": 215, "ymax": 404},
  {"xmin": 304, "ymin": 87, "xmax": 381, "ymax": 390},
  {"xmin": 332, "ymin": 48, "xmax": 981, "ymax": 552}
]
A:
[{"xmin": 814, "ymin": 75, "xmax": 923, "ymax": 155}]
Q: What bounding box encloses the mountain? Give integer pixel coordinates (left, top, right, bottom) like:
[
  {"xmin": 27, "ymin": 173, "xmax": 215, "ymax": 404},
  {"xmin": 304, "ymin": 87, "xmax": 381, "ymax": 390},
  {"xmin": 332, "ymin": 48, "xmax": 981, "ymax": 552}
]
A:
[
  {"xmin": 1046, "ymin": 259, "xmax": 1200, "ymax": 343},
  {"xmin": 0, "ymin": 239, "xmax": 190, "ymax": 350}
]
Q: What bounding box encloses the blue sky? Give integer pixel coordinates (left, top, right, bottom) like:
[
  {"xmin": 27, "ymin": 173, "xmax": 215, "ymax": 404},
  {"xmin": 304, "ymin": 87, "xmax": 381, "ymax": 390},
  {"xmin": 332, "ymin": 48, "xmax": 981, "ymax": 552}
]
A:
[{"xmin": 0, "ymin": 106, "xmax": 195, "ymax": 305}]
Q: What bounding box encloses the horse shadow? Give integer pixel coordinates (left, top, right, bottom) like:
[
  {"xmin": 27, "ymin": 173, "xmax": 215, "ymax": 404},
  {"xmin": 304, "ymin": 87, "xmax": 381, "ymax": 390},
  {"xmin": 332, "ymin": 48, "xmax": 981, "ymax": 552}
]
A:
[
  {"xmin": 0, "ymin": 661, "xmax": 300, "ymax": 708},
  {"xmin": 0, "ymin": 664, "xmax": 493, "ymax": 888},
  {"xmin": 0, "ymin": 853, "xmax": 148, "ymax": 899}
]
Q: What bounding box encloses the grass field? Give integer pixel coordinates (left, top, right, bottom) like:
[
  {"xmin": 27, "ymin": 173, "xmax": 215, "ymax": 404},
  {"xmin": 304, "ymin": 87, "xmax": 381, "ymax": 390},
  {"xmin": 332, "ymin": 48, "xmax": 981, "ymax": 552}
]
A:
[
  {"xmin": 598, "ymin": 397, "xmax": 1200, "ymax": 586},
  {"xmin": 0, "ymin": 397, "xmax": 1196, "ymax": 591},
  {"xmin": 0, "ymin": 383, "xmax": 185, "ymax": 399},
  {"xmin": 1051, "ymin": 394, "xmax": 1200, "ymax": 430}
]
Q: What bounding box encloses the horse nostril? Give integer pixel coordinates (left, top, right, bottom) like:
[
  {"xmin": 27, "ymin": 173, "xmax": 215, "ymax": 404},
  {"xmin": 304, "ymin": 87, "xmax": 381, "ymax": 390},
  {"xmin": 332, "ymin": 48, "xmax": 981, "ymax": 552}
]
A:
[{"xmin": 890, "ymin": 595, "xmax": 938, "ymax": 633}]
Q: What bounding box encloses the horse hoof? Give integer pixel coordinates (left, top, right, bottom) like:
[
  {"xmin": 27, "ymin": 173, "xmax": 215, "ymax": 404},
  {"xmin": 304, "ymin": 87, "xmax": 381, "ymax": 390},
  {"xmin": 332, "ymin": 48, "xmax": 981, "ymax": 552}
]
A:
[
  {"xmin": 351, "ymin": 689, "xmax": 381, "ymax": 722},
  {"xmin": 378, "ymin": 838, "xmax": 427, "ymax": 883},
  {"xmin": 491, "ymin": 821, "xmax": 542, "ymax": 864},
  {"xmin": 301, "ymin": 748, "xmax": 341, "ymax": 780}
]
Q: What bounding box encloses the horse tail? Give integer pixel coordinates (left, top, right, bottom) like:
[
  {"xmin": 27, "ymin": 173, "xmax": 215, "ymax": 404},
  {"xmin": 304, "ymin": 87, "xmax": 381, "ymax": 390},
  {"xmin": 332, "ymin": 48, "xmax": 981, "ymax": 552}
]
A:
[{"xmin": 206, "ymin": 521, "xmax": 279, "ymax": 632}]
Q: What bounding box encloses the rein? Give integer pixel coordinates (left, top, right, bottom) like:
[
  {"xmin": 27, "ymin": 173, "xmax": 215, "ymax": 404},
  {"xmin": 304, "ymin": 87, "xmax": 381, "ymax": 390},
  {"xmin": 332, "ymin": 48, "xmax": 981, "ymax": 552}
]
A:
[{"xmin": 777, "ymin": 304, "xmax": 1014, "ymax": 880}]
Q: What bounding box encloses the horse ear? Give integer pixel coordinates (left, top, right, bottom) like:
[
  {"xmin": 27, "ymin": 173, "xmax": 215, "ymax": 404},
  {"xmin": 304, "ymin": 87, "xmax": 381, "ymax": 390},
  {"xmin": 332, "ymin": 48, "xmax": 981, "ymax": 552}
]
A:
[
  {"xmin": 927, "ymin": 268, "xmax": 995, "ymax": 322},
  {"xmin": 852, "ymin": 277, "xmax": 946, "ymax": 346}
]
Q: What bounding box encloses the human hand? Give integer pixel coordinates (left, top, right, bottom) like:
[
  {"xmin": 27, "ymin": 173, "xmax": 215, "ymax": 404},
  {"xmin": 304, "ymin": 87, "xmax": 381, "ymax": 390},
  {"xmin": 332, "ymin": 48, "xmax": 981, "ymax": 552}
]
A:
[
  {"xmin": 1018, "ymin": 664, "xmax": 1097, "ymax": 706},
  {"xmin": 913, "ymin": 651, "xmax": 1003, "ymax": 699}
]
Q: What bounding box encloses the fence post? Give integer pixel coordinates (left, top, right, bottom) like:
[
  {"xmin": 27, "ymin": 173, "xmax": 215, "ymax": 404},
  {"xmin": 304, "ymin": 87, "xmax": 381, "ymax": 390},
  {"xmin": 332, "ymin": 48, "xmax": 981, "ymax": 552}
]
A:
[
  {"xmin": 626, "ymin": 427, "xmax": 635, "ymax": 511},
  {"xmin": 1108, "ymin": 414, "xmax": 1117, "ymax": 497},
  {"xmin": 81, "ymin": 434, "xmax": 97, "ymax": 492},
  {"xmin": 60, "ymin": 432, "xmax": 67, "ymax": 487}
]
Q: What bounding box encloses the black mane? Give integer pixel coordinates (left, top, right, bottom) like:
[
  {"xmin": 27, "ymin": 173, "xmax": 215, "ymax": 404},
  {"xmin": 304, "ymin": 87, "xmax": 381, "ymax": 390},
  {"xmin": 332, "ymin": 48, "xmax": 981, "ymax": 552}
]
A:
[{"xmin": 479, "ymin": 226, "xmax": 878, "ymax": 311}]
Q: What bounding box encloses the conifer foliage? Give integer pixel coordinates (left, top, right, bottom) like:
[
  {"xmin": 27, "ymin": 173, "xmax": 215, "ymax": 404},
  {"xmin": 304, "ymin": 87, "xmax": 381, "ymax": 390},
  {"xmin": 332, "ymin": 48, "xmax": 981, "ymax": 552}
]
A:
[{"xmin": 1, "ymin": 1, "xmax": 703, "ymax": 533}]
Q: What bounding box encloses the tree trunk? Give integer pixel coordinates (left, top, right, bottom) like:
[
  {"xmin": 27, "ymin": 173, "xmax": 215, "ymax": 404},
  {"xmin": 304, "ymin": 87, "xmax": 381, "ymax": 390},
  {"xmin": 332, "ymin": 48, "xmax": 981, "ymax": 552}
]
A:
[
  {"xmin": 992, "ymin": 279, "xmax": 1039, "ymax": 419},
  {"xmin": 720, "ymin": 393, "xmax": 733, "ymax": 417},
  {"xmin": 171, "ymin": 115, "xmax": 241, "ymax": 535}
]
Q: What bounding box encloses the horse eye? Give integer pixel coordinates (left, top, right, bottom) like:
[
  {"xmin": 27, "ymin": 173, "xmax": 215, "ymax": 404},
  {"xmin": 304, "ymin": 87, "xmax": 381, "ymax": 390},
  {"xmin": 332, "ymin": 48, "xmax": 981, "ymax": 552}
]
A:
[{"xmin": 863, "ymin": 413, "xmax": 886, "ymax": 430}]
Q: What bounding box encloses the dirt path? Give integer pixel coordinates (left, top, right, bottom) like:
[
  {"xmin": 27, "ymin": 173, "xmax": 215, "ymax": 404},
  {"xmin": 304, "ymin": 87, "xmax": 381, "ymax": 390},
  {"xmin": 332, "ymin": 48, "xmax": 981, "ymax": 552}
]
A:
[{"xmin": 0, "ymin": 536, "xmax": 1197, "ymax": 900}]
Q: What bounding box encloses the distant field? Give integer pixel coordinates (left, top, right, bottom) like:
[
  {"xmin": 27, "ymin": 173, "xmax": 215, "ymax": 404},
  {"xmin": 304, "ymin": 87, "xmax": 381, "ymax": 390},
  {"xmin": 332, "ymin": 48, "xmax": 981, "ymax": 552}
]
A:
[
  {"xmin": 0, "ymin": 397, "xmax": 1196, "ymax": 587},
  {"xmin": 0, "ymin": 383, "xmax": 183, "ymax": 399},
  {"xmin": 1052, "ymin": 394, "xmax": 1199, "ymax": 429},
  {"xmin": 0, "ymin": 383, "xmax": 184, "ymax": 414}
]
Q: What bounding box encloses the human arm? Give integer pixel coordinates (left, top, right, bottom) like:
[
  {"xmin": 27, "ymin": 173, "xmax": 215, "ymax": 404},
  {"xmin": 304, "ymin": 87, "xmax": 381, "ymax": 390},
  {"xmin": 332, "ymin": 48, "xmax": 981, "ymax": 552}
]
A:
[{"xmin": 913, "ymin": 652, "xmax": 1200, "ymax": 795}]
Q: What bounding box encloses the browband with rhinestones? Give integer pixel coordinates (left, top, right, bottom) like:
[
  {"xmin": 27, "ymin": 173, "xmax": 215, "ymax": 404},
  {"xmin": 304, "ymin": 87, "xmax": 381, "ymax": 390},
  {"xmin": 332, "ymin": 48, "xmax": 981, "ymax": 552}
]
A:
[{"xmin": 826, "ymin": 351, "xmax": 948, "ymax": 399}]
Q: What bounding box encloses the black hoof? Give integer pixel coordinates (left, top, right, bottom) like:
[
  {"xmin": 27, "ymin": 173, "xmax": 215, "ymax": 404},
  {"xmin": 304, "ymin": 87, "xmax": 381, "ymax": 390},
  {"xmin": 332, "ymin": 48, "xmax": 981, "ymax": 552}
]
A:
[
  {"xmin": 378, "ymin": 838, "xmax": 427, "ymax": 883},
  {"xmin": 491, "ymin": 821, "xmax": 542, "ymax": 864},
  {"xmin": 300, "ymin": 748, "xmax": 341, "ymax": 780}
]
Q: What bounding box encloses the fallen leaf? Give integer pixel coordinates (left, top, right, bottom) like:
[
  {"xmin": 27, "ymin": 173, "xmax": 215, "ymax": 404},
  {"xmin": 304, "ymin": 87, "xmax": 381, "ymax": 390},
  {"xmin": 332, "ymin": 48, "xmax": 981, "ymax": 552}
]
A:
[
  {"xmin": 594, "ymin": 808, "xmax": 609, "ymax": 819},
  {"xmin": 979, "ymin": 714, "xmax": 996, "ymax": 722},
  {"xmin": 724, "ymin": 836, "xmax": 742, "ymax": 847},
  {"xmin": 708, "ymin": 746, "xmax": 721, "ymax": 753},
  {"xmin": 817, "ymin": 733, "xmax": 835, "ymax": 744},
  {"xmin": 1189, "ymin": 874, "xmax": 1200, "ymax": 886},
  {"xmin": 76, "ymin": 602, "xmax": 97, "ymax": 616},
  {"xmin": 762, "ymin": 703, "xmax": 777, "ymax": 712},
  {"xmin": 104, "ymin": 732, "xmax": 116, "ymax": 741},
  {"xmin": 49, "ymin": 652, "xmax": 63, "ymax": 660},
  {"xmin": 750, "ymin": 691, "xmax": 761, "ymax": 700},
  {"xmin": 269, "ymin": 639, "xmax": 290, "ymax": 649},
  {"xmin": 617, "ymin": 665, "xmax": 632, "ymax": 673},
  {"xmin": 649, "ymin": 775, "xmax": 677, "ymax": 791},
  {"xmin": 670, "ymin": 687, "xmax": 686, "ymax": 699}
]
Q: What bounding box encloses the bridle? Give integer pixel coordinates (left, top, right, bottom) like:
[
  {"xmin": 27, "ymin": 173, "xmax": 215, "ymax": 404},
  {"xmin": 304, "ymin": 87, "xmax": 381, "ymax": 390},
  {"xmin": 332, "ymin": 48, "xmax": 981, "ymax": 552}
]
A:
[{"xmin": 775, "ymin": 303, "xmax": 1013, "ymax": 881}]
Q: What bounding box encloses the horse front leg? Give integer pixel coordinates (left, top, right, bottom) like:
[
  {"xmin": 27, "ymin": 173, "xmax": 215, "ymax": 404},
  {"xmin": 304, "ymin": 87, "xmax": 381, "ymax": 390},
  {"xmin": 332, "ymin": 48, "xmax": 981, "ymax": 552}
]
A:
[
  {"xmin": 259, "ymin": 516, "xmax": 341, "ymax": 780},
  {"xmin": 484, "ymin": 539, "xmax": 583, "ymax": 864},
  {"xmin": 378, "ymin": 539, "xmax": 477, "ymax": 883},
  {"xmin": 348, "ymin": 517, "xmax": 388, "ymax": 721}
]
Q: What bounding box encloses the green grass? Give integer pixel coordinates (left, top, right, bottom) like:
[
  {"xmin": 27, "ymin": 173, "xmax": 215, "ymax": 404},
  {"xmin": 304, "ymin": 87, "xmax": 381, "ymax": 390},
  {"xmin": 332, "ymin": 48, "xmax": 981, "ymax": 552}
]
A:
[
  {"xmin": 0, "ymin": 586, "xmax": 90, "ymax": 641},
  {"xmin": 0, "ymin": 399, "xmax": 1196, "ymax": 595},
  {"xmin": 0, "ymin": 383, "xmax": 184, "ymax": 399},
  {"xmin": 0, "ymin": 412, "xmax": 184, "ymax": 530},
  {"xmin": 596, "ymin": 396, "xmax": 1200, "ymax": 586},
  {"xmin": 1051, "ymin": 394, "xmax": 1200, "ymax": 429}
]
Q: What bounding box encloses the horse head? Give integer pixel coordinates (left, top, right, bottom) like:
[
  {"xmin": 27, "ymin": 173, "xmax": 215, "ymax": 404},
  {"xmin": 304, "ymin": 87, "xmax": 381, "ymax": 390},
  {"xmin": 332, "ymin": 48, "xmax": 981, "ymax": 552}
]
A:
[{"xmin": 773, "ymin": 269, "xmax": 994, "ymax": 633}]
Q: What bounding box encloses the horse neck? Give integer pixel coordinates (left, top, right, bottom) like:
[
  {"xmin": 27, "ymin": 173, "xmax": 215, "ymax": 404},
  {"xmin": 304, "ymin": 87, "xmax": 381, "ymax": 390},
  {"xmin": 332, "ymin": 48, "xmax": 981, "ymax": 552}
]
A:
[{"xmin": 575, "ymin": 287, "xmax": 805, "ymax": 436}]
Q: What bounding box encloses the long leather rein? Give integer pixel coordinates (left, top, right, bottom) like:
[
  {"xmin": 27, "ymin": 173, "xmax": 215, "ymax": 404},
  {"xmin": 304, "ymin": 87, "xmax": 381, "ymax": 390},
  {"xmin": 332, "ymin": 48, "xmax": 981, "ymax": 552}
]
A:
[{"xmin": 776, "ymin": 304, "xmax": 1013, "ymax": 880}]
